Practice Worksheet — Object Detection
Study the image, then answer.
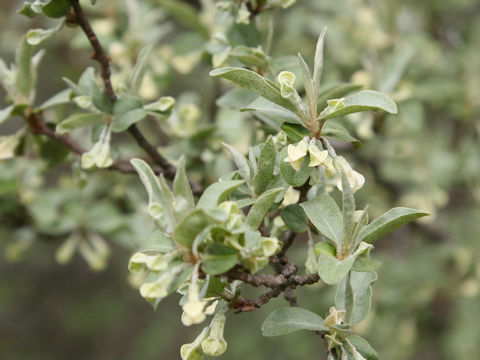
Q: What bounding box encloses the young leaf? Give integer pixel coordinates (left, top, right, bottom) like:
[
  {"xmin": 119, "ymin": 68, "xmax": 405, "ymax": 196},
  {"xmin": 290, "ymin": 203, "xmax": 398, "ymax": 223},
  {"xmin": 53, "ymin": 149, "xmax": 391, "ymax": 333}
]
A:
[
  {"xmin": 131, "ymin": 45, "xmax": 152, "ymax": 94},
  {"xmin": 298, "ymin": 52, "xmax": 316, "ymax": 117},
  {"xmin": 246, "ymin": 188, "xmax": 283, "ymax": 229},
  {"xmin": 340, "ymin": 171, "xmax": 356, "ymax": 243},
  {"xmin": 317, "ymin": 252, "xmax": 355, "ymax": 285},
  {"xmin": 196, "ymin": 180, "xmax": 245, "ymax": 209},
  {"xmin": 356, "ymin": 207, "xmax": 429, "ymax": 244},
  {"xmin": 279, "ymin": 146, "xmax": 312, "ymax": 187},
  {"xmin": 210, "ymin": 67, "xmax": 298, "ymax": 113},
  {"xmin": 336, "ymin": 271, "xmax": 377, "ymax": 325},
  {"xmin": 15, "ymin": 37, "xmax": 33, "ymax": 100},
  {"xmin": 56, "ymin": 113, "xmax": 106, "ymax": 134},
  {"xmin": 36, "ymin": 89, "xmax": 72, "ymax": 111},
  {"xmin": 223, "ymin": 143, "xmax": 252, "ymax": 185},
  {"xmin": 261, "ymin": 307, "xmax": 328, "ymax": 337},
  {"xmin": 300, "ymin": 193, "xmax": 344, "ymax": 246},
  {"xmin": 173, "ymin": 155, "xmax": 195, "ymax": 215},
  {"xmin": 318, "ymin": 90, "xmax": 397, "ymax": 122},
  {"xmin": 201, "ymin": 243, "xmax": 238, "ymax": 275},
  {"xmin": 253, "ymin": 137, "xmax": 276, "ymax": 195},
  {"xmin": 281, "ymin": 204, "xmax": 308, "ymax": 233},
  {"xmin": 313, "ymin": 26, "xmax": 327, "ymax": 95}
]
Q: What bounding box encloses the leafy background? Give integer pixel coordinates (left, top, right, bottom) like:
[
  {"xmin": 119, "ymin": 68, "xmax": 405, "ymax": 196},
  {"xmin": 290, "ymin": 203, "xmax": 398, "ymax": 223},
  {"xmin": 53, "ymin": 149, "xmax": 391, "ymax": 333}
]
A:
[{"xmin": 0, "ymin": 0, "xmax": 479, "ymax": 359}]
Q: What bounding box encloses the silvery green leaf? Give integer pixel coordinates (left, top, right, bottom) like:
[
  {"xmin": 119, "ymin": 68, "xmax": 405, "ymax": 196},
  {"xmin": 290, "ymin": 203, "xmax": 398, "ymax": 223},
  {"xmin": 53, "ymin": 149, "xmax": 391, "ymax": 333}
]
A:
[
  {"xmin": 313, "ymin": 26, "xmax": 327, "ymax": 95},
  {"xmin": 26, "ymin": 20, "xmax": 64, "ymax": 46},
  {"xmin": 249, "ymin": 146, "xmax": 258, "ymax": 176},
  {"xmin": 339, "ymin": 170, "xmax": 356, "ymax": 243},
  {"xmin": 279, "ymin": 146, "xmax": 312, "ymax": 187},
  {"xmin": 322, "ymin": 121, "xmax": 361, "ymax": 148},
  {"xmin": 280, "ymin": 122, "xmax": 310, "ymax": 142},
  {"xmin": 142, "ymin": 229, "xmax": 175, "ymax": 253},
  {"xmin": 356, "ymin": 207, "xmax": 429, "ymax": 244},
  {"xmin": 223, "ymin": 143, "xmax": 252, "ymax": 185},
  {"xmin": 173, "ymin": 155, "xmax": 195, "ymax": 215},
  {"xmin": 317, "ymin": 252, "xmax": 355, "ymax": 285},
  {"xmin": 317, "ymin": 83, "xmax": 363, "ymax": 112},
  {"xmin": 345, "ymin": 335, "xmax": 379, "ymax": 360},
  {"xmin": 15, "ymin": 36, "xmax": 33, "ymax": 100},
  {"xmin": 301, "ymin": 193, "xmax": 344, "ymax": 246},
  {"xmin": 241, "ymin": 97, "xmax": 303, "ymax": 124},
  {"xmin": 336, "ymin": 271, "xmax": 377, "ymax": 325},
  {"xmin": 318, "ymin": 90, "xmax": 397, "ymax": 122},
  {"xmin": 262, "ymin": 307, "xmax": 328, "ymax": 337},
  {"xmin": 298, "ymin": 52, "xmax": 316, "ymax": 117},
  {"xmin": 210, "ymin": 67, "xmax": 298, "ymax": 113},
  {"xmin": 247, "ymin": 188, "xmax": 283, "ymax": 229},
  {"xmin": 196, "ymin": 180, "xmax": 245, "ymax": 209},
  {"xmin": 36, "ymin": 89, "xmax": 72, "ymax": 111},
  {"xmin": 201, "ymin": 243, "xmax": 238, "ymax": 275},
  {"xmin": 281, "ymin": 204, "xmax": 308, "ymax": 233},
  {"xmin": 253, "ymin": 137, "xmax": 276, "ymax": 195},
  {"xmin": 78, "ymin": 67, "xmax": 113, "ymax": 113},
  {"xmin": 131, "ymin": 158, "xmax": 176, "ymax": 230},
  {"xmin": 131, "ymin": 45, "xmax": 152, "ymax": 94},
  {"xmin": 56, "ymin": 113, "xmax": 106, "ymax": 134}
]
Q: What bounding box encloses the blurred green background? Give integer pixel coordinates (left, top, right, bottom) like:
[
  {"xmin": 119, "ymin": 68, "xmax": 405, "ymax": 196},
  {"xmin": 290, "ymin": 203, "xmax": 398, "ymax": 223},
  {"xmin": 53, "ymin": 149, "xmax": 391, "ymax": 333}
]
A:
[{"xmin": 1, "ymin": 0, "xmax": 479, "ymax": 359}]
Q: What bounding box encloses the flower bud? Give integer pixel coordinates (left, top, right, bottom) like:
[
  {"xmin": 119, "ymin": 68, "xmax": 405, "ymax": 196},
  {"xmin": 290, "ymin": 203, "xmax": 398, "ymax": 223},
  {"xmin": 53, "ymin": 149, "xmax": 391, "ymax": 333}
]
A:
[
  {"xmin": 261, "ymin": 237, "xmax": 281, "ymax": 257},
  {"xmin": 81, "ymin": 125, "xmax": 113, "ymax": 170},
  {"xmin": 277, "ymin": 71, "xmax": 297, "ymax": 99},
  {"xmin": 283, "ymin": 139, "xmax": 308, "ymax": 171},
  {"xmin": 202, "ymin": 313, "xmax": 227, "ymax": 356},
  {"xmin": 144, "ymin": 96, "xmax": 175, "ymax": 113},
  {"xmin": 180, "ymin": 327, "xmax": 209, "ymax": 360}
]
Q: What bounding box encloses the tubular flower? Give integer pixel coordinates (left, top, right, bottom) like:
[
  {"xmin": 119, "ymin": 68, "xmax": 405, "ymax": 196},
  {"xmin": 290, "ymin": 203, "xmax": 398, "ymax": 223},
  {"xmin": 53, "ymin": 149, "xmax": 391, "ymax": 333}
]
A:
[{"xmin": 283, "ymin": 138, "xmax": 309, "ymax": 171}]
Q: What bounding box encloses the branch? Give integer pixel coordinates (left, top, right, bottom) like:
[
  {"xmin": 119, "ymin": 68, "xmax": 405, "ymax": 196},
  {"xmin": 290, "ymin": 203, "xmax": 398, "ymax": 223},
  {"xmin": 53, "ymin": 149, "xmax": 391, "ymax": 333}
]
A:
[
  {"xmin": 67, "ymin": 0, "xmax": 203, "ymax": 194},
  {"xmin": 25, "ymin": 111, "xmax": 155, "ymax": 175}
]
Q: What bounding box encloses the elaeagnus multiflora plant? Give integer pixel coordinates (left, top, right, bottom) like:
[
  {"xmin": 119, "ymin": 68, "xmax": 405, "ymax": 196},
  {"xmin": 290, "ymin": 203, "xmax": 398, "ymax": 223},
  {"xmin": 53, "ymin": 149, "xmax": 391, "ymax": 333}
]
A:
[{"xmin": 1, "ymin": 1, "xmax": 429, "ymax": 359}]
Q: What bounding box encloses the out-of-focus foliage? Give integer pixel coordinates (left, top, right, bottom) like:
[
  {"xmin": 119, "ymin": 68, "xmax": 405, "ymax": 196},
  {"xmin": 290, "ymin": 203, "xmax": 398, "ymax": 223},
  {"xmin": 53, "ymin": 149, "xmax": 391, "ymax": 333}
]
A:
[{"xmin": 0, "ymin": 0, "xmax": 479, "ymax": 359}]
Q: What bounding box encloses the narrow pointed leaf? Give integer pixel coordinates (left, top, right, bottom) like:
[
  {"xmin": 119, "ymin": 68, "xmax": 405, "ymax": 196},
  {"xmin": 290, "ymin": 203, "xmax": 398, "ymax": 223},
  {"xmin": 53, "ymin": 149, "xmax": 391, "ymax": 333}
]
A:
[
  {"xmin": 56, "ymin": 113, "xmax": 105, "ymax": 134},
  {"xmin": 336, "ymin": 271, "xmax": 377, "ymax": 325},
  {"xmin": 313, "ymin": 26, "xmax": 327, "ymax": 95},
  {"xmin": 173, "ymin": 156, "xmax": 195, "ymax": 214},
  {"xmin": 281, "ymin": 123, "xmax": 310, "ymax": 142},
  {"xmin": 210, "ymin": 67, "xmax": 298, "ymax": 113},
  {"xmin": 253, "ymin": 137, "xmax": 276, "ymax": 195},
  {"xmin": 131, "ymin": 45, "xmax": 152, "ymax": 94},
  {"xmin": 322, "ymin": 121, "xmax": 361, "ymax": 148},
  {"xmin": 247, "ymin": 188, "xmax": 283, "ymax": 229},
  {"xmin": 223, "ymin": 143, "xmax": 251, "ymax": 184},
  {"xmin": 318, "ymin": 90, "xmax": 397, "ymax": 122},
  {"xmin": 357, "ymin": 207, "xmax": 429, "ymax": 244},
  {"xmin": 241, "ymin": 97, "xmax": 303, "ymax": 124}
]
